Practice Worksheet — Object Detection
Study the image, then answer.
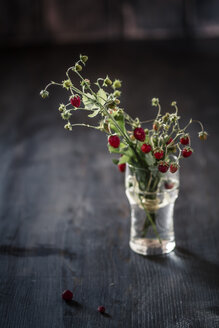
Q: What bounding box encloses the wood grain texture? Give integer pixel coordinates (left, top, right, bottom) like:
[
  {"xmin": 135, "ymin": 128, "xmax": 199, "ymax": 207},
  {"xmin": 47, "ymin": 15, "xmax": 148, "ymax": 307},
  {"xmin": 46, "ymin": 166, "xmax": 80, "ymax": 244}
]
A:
[{"xmin": 0, "ymin": 41, "xmax": 218, "ymax": 328}]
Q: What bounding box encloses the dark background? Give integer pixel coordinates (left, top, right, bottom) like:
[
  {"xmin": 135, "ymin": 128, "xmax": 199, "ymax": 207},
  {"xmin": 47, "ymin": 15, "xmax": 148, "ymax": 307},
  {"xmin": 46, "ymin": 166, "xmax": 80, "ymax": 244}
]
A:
[
  {"xmin": 2, "ymin": 0, "xmax": 219, "ymax": 45},
  {"xmin": 0, "ymin": 1, "xmax": 219, "ymax": 328}
]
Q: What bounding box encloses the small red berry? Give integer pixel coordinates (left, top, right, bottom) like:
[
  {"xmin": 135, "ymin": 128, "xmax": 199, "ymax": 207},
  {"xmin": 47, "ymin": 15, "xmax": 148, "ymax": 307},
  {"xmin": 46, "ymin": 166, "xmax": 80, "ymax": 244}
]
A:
[
  {"xmin": 182, "ymin": 147, "xmax": 193, "ymax": 158},
  {"xmin": 165, "ymin": 182, "xmax": 174, "ymax": 189},
  {"xmin": 108, "ymin": 135, "xmax": 120, "ymax": 148},
  {"xmin": 170, "ymin": 163, "xmax": 178, "ymax": 173},
  {"xmin": 154, "ymin": 149, "xmax": 164, "ymax": 160},
  {"xmin": 70, "ymin": 95, "xmax": 81, "ymax": 108},
  {"xmin": 62, "ymin": 290, "xmax": 73, "ymax": 301},
  {"xmin": 180, "ymin": 134, "xmax": 189, "ymax": 145},
  {"xmin": 166, "ymin": 137, "xmax": 173, "ymax": 145},
  {"xmin": 158, "ymin": 162, "xmax": 169, "ymax": 173},
  {"xmin": 141, "ymin": 143, "xmax": 152, "ymax": 153},
  {"xmin": 98, "ymin": 306, "xmax": 105, "ymax": 314},
  {"xmin": 118, "ymin": 163, "xmax": 126, "ymax": 172},
  {"xmin": 133, "ymin": 127, "xmax": 145, "ymax": 142}
]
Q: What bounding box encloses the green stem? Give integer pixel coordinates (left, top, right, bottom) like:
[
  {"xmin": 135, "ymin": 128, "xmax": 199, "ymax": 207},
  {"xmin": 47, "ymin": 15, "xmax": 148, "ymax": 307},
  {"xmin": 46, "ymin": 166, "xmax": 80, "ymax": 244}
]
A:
[
  {"xmin": 139, "ymin": 196, "xmax": 162, "ymax": 244},
  {"xmin": 140, "ymin": 119, "xmax": 155, "ymax": 124},
  {"xmin": 146, "ymin": 172, "xmax": 153, "ymax": 191},
  {"xmin": 193, "ymin": 120, "xmax": 204, "ymax": 132},
  {"xmin": 44, "ymin": 81, "xmax": 62, "ymax": 90},
  {"xmin": 155, "ymin": 103, "xmax": 162, "ymax": 121},
  {"xmin": 71, "ymin": 123, "xmax": 100, "ymax": 130}
]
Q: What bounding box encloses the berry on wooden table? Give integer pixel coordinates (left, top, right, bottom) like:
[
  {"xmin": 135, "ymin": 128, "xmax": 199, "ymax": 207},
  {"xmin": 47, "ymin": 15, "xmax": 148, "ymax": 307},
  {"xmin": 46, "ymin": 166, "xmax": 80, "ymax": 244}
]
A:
[
  {"xmin": 62, "ymin": 290, "xmax": 73, "ymax": 301},
  {"xmin": 98, "ymin": 306, "xmax": 106, "ymax": 314}
]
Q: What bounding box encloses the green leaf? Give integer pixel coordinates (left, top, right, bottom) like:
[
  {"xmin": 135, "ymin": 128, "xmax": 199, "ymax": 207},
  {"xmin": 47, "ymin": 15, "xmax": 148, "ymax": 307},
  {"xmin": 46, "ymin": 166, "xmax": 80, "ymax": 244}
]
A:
[
  {"xmin": 97, "ymin": 88, "xmax": 107, "ymax": 106},
  {"xmin": 124, "ymin": 147, "xmax": 135, "ymax": 157},
  {"xmin": 110, "ymin": 112, "xmax": 126, "ymax": 134},
  {"xmin": 112, "ymin": 158, "xmax": 119, "ymax": 165},
  {"xmin": 116, "ymin": 119, "xmax": 125, "ymax": 133},
  {"xmin": 118, "ymin": 155, "xmax": 130, "ymax": 164},
  {"xmin": 145, "ymin": 152, "xmax": 156, "ymax": 166},
  {"xmin": 82, "ymin": 93, "xmax": 98, "ymax": 110},
  {"xmin": 88, "ymin": 109, "xmax": 100, "ymax": 118},
  {"xmin": 108, "ymin": 145, "xmax": 120, "ymax": 154},
  {"xmin": 108, "ymin": 142, "xmax": 127, "ymax": 154},
  {"xmin": 119, "ymin": 142, "xmax": 127, "ymax": 149}
]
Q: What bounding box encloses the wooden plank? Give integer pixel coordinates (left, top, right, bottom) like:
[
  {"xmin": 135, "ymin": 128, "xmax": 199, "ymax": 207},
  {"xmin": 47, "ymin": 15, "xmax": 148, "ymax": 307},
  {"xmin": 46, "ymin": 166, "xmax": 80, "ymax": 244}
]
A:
[{"xmin": 0, "ymin": 41, "xmax": 218, "ymax": 327}]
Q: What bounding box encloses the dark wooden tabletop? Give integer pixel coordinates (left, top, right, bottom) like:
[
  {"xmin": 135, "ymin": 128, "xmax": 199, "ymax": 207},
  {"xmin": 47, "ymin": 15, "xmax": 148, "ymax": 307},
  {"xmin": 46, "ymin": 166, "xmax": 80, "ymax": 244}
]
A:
[{"xmin": 0, "ymin": 41, "xmax": 219, "ymax": 328}]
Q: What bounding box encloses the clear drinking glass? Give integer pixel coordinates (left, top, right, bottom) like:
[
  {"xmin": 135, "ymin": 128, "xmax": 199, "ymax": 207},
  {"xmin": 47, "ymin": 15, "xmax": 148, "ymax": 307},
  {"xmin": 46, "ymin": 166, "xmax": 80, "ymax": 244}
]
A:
[{"xmin": 125, "ymin": 162, "xmax": 179, "ymax": 256}]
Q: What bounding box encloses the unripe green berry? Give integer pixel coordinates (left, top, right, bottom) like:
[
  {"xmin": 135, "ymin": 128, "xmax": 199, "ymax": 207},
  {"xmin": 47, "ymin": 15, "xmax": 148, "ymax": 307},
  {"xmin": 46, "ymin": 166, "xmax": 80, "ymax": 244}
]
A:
[
  {"xmin": 64, "ymin": 122, "xmax": 72, "ymax": 131},
  {"xmin": 59, "ymin": 104, "xmax": 66, "ymax": 112},
  {"xmin": 80, "ymin": 79, "xmax": 90, "ymax": 89},
  {"xmin": 152, "ymin": 98, "xmax": 159, "ymax": 107},
  {"xmin": 61, "ymin": 110, "xmax": 72, "ymax": 120},
  {"xmin": 144, "ymin": 128, "xmax": 149, "ymax": 135},
  {"xmin": 113, "ymin": 90, "xmax": 121, "ymax": 97},
  {"xmin": 80, "ymin": 54, "xmax": 88, "ymax": 63},
  {"xmin": 103, "ymin": 76, "xmax": 112, "ymax": 86},
  {"xmin": 62, "ymin": 79, "xmax": 72, "ymax": 90},
  {"xmin": 75, "ymin": 64, "xmax": 82, "ymax": 72},
  {"xmin": 170, "ymin": 114, "xmax": 177, "ymax": 123},
  {"xmin": 40, "ymin": 90, "xmax": 49, "ymax": 99},
  {"xmin": 162, "ymin": 113, "xmax": 170, "ymax": 123},
  {"xmin": 112, "ymin": 79, "xmax": 122, "ymax": 90}
]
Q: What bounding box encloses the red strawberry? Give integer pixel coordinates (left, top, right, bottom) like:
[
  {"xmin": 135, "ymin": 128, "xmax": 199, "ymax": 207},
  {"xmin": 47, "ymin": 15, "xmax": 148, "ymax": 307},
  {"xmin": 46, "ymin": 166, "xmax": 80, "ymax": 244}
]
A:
[
  {"xmin": 154, "ymin": 148, "xmax": 164, "ymax": 160},
  {"xmin": 62, "ymin": 290, "xmax": 73, "ymax": 301},
  {"xmin": 141, "ymin": 143, "xmax": 152, "ymax": 153},
  {"xmin": 133, "ymin": 127, "xmax": 145, "ymax": 141},
  {"xmin": 158, "ymin": 162, "xmax": 169, "ymax": 173},
  {"xmin": 182, "ymin": 147, "xmax": 193, "ymax": 158},
  {"xmin": 180, "ymin": 134, "xmax": 189, "ymax": 145},
  {"xmin": 108, "ymin": 135, "xmax": 120, "ymax": 148},
  {"xmin": 118, "ymin": 163, "xmax": 126, "ymax": 172},
  {"xmin": 70, "ymin": 95, "xmax": 81, "ymax": 108},
  {"xmin": 166, "ymin": 137, "xmax": 173, "ymax": 145},
  {"xmin": 170, "ymin": 163, "xmax": 178, "ymax": 173}
]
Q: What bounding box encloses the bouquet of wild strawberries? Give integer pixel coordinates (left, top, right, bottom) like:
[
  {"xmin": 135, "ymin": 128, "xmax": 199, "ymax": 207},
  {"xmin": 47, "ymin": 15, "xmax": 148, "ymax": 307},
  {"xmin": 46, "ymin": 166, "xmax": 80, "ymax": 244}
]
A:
[
  {"xmin": 40, "ymin": 55, "xmax": 208, "ymax": 217},
  {"xmin": 40, "ymin": 55, "xmax": 207, "ymax": 186},
  {"xmin": 40, "ymin": 55, "xmax": 208, "ymax": 242}
]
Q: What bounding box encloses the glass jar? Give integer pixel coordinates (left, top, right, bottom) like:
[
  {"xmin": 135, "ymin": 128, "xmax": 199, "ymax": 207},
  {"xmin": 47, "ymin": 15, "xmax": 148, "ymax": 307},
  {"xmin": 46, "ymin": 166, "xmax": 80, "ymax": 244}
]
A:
[{"xmin": 125, "ymin": 162, "xmax": 179, "ymax": 256}]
